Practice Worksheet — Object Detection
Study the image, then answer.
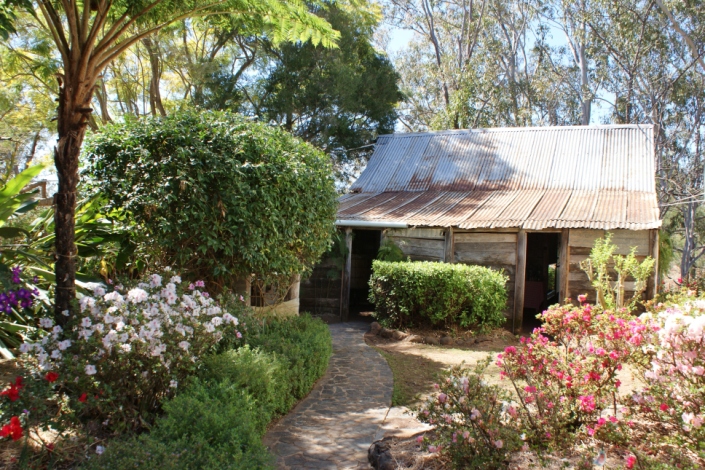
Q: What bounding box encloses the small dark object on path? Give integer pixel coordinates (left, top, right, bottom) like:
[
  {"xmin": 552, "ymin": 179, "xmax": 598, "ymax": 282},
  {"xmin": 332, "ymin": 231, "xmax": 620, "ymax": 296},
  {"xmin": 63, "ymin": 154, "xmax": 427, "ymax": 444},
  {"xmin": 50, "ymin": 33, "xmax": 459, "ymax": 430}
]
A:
[
  {"xmin": 439, "ymin": 336, "xmax": 453, "ymax": 346},
  {"xmin": 370, "ymin": 322, "xmax": 382, "ymax": 335},
  {"xmin": 368, "ymin": 439, "xmax": 395, "ymax": 470}
]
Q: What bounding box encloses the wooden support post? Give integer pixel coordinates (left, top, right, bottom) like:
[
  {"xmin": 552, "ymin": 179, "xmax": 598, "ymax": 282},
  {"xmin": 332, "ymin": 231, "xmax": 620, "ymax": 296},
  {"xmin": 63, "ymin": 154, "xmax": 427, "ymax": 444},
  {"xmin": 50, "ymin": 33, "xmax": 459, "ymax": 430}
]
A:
[
  {"xmin": 559, "ymin": 229, "xmax": 570, "ymax": 303},
  {"xmin": 647, "ymin": 229, "xmax": 660, "ymax": 299},
  {"xmin": 444, "ymin": 226, "xmax": 454, "ymax": 263},
  {"xmin": 513, "ymin": 229, "xmax": 527, "ymax": 334},
  {"xmin": 340, "ymin": 227, "xmax": 353, "ymax": 322}
]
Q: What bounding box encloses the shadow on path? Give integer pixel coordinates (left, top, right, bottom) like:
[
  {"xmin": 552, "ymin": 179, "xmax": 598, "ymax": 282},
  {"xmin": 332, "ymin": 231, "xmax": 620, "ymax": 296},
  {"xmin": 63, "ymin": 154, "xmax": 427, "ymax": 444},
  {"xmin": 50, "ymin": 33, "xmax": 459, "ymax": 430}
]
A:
[{"xmin": 263, "ymin": 323, "xmax": 393, "ymax": 470}]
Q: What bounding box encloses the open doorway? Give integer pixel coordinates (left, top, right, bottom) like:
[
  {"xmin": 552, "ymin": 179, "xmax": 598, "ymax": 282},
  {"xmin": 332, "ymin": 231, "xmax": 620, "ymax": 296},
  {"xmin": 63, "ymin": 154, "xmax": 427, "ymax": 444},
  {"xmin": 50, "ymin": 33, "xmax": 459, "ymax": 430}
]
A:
[
  {"xmin": 348, "ymin": 229, "xmax": 382, "ymax": 319},
  {"xmin": 523, "ymin": 233, "xmax": 560, "ymax": 331}
]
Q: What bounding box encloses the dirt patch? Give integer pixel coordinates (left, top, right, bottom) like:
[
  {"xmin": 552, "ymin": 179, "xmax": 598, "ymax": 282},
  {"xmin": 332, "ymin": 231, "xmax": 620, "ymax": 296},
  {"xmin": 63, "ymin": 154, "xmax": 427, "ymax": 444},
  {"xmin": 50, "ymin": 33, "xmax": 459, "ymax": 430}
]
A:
[
  {"xmin": 366, "ymin": 327, "xmax": 642, "ymax": 408},
  {"xmin": 365, "ymin": 328, "xmax": 517, "ymax": 407}
]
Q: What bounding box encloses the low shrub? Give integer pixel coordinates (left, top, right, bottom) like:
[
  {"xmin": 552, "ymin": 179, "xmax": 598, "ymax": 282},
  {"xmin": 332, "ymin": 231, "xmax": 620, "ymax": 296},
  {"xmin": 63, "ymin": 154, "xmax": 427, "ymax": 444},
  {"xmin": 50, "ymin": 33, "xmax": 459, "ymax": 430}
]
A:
[
  {"xmin": 368, "ymin": 260, "xmax": 508, "ymax": 329},
  {"xmin": 81, "ymin": 380, "xmax": 273, "ymax": 470},
  {"xmin": 201, "ymin": 346, "xmax": 291, "ymax": 420},
  {"xmin": 416, "ymin": 359, "xmax": 522, "ymax": 469},
  {"xmin": 245, "ymin": 313, "xmax": 333, "ymax": 400}
]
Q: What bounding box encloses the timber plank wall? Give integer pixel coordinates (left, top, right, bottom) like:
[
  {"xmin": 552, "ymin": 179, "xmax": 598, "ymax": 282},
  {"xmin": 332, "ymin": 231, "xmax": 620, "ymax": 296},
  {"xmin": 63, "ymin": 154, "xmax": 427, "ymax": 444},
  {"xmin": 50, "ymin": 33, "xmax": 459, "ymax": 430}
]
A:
[
  {"xmin": 386, "ymin": 228, "xmax": 517, "ymax": 320},
  {"xmin": 567, "ymin": 229, "xmax": 658, "ymax": 304}
]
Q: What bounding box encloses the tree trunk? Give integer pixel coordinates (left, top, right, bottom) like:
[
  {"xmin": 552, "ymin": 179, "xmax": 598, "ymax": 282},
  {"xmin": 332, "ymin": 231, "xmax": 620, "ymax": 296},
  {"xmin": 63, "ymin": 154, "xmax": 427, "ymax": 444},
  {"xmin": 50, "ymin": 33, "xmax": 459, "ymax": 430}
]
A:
[
  {"xmin": 142, "ymin": 36, "xmax": 166, "ymax": 117},
  {"xmin": 54, "ymin": 75, "xmax": 94, "ymax": 324},
  {"xmin": 681, "ymin": 200, "xmax": 697, "ymax": 279}
]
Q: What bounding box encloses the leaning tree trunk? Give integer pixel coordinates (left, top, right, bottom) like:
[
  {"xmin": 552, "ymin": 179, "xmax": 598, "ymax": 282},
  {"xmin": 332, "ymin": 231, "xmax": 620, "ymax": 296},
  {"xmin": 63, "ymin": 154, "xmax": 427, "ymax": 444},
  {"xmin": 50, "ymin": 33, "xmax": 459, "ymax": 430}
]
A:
[{"xmin": 54, "ymin": 73, "xmax": 94, "ymax": 324}]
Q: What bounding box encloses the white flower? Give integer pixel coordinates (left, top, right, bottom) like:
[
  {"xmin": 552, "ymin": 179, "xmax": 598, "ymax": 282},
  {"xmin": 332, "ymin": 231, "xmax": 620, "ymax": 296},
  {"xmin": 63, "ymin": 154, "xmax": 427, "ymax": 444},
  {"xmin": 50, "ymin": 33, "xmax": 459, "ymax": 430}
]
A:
[
  {"xmin": 169, "ymin": 380, "xmax": 178, "ymax": 388},
  {"xmin": 52, "ymin": 325, "xmax": 63, "ymax": 335},
  {"xmin": 95, "ymin": 445, "xmax": 105, "ymax": 455},
  {"xmin": 178, "ymin": 341, "xmax": 190, "ymax": 351},
  {"xmin": 61, "ymin": 309, "xmax": 69, "ymax": 316},
  {"xmin": 127, "ymin": 288, "xmax": 149, "ymax": 304},
  {"xmin": 150, "ymin": 274, "xmax": 162, "ymax": 288},
  {"xmin": 163, "ymin": 266, "xmax": 172, "ymax": 272},
  {"xmin": 170, "ymin": 275, "xmax": 182, "ymax": 284},
  {"xmin": 204, "ymin": 322, "xmax": 215, "ymax": 333},
  {"xmin": 211, "ymin": 316, "xmax": 223, "ymax": 327},
  {"xmin": 120, "ymin": 344, "xmax": 132, "ymax": 353},
  {"xmin": 93, "ymin": 285, "xmax": 106, "ymax": 297},
  {"xmin": 85, "ymin": 364, "xmax": 97, "ymax": 375},
  {"xmin": 79, "ymin": 296, "xmax": 96, "ymax": 312},
  {"xmin": 58, "ymin": 339, "xmax": 72, "ymax": 350},
  {"xmin": 51, "ymin": 349, "xmax": 62, "ymax": 359},
  {"xmin": 39, "ymin": 317, "xmax": 54, "ymax": 328},
  {"xmin": 19, "ymin": 343, "xmax": 32, "ymax": 353},
  {"xmin": 103, "ymin": 291, "xmax": 124, "ymax": 304},
  {"xmin": 81, "ymin": 317, "xmax": 92, "ymax": 328}
]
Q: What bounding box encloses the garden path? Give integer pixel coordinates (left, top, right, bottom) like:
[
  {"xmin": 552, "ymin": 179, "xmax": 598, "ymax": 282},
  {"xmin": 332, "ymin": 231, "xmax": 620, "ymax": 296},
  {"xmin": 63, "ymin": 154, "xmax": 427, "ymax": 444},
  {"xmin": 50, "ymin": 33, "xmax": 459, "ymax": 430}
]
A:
[{"xmin": 263, "ymin": 322, "xmax": 394, "ymax": 469}]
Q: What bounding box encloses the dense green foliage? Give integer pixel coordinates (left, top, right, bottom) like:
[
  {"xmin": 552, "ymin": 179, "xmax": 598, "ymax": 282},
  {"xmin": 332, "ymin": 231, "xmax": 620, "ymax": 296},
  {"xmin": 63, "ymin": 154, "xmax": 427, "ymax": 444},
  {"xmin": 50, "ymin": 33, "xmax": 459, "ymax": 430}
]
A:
[
  {"xmin": 369, "ymin": 260, "xmax": 508, "ymax": 329},
  {"xmin": 83, "ymin": 110, "xmax": 338, "ymax": 289},
  {"xmin": 81, "ymin": 381, "xmax": 272, "ymax": 470},
  {"xmin": 259, "ymin": 5, "xmax": 403, "ymax": 182},
  {"xmin": 83, "ymin": 313, "xmax": 332, "ymax": 470},
  {"xmin": 244, "ymin": 313, "xmax": 333, "ymax": 400}
]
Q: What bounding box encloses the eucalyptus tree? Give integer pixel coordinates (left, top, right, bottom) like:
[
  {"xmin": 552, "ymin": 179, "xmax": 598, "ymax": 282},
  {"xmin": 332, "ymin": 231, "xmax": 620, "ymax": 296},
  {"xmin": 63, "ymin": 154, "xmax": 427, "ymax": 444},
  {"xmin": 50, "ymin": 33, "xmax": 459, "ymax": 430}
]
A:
[{"xmin": 11, "ymin": 0, "xmax": 340, "ymax": 322}]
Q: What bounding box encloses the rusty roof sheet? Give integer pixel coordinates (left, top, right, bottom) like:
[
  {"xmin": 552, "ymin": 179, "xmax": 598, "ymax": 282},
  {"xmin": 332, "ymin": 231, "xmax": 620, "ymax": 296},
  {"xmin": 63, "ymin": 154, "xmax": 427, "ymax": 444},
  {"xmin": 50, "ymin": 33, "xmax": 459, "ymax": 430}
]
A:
[{"xmin": 338, "ymin": 125, "xmax": 660, "ymax": 230}]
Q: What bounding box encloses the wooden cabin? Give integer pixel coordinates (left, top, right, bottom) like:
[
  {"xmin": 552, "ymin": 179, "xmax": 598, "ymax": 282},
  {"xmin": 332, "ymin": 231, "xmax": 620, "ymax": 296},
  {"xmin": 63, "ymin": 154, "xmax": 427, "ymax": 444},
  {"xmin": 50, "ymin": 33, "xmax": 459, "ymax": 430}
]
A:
[{"xmin": 300, "ymin": 124, "xmax": 661, "ymax": 332}]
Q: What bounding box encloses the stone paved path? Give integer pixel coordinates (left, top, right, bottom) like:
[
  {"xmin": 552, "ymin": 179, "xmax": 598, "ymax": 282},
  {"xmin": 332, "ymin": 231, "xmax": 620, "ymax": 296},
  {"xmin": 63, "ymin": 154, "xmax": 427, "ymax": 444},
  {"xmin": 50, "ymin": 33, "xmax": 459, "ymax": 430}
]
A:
[{"xmin": 263, "ymin": 322, "xmax": 393, "ymax": 469}]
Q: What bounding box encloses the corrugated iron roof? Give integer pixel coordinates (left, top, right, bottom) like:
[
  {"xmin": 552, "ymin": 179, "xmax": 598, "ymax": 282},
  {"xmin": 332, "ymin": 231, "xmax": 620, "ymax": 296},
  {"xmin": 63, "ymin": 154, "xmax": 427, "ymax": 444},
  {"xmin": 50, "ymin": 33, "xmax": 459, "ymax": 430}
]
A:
[{"xmin": 340, "ymin": 125, "xmax": 661, "ymax": 230}]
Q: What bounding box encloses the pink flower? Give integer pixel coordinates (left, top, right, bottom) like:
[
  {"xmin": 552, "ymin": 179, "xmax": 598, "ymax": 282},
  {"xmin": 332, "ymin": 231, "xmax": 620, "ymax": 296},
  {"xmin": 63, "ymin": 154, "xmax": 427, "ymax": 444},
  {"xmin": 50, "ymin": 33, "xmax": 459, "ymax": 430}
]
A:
[
  {"xmin": 626, "ymin": 455, "xmax": 637, "ymax": 469},
  {"xmin": 416, "ymin": 435, "xmax": 424, "ymax": 444},
  {"xmin": 578, "ymin": 395, "xmax": 596, "ymax": 412},
  {"xmin": 659, "ymin": 403, "xmax": 669, "ymax": 412},
  {"xmin": 438, "ymin": 393, "xmax": 447, "ymax": 404},
  {"xmin": 494, "ymin": 440, "xmax": 503, "ymax": 449},
  {"xmin": 578, "ymin": 294, "xmax": 587, "ymax": 303}
]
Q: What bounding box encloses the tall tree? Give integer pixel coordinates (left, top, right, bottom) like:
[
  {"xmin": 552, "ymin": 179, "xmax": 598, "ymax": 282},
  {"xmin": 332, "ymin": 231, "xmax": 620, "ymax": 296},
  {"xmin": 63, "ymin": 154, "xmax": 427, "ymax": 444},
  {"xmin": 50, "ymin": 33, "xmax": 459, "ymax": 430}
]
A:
[
  {"xmin": 256, "ymin": 5, "xmax": 404, "ymax": 184},
  {"xmin": 14, "ymin": 0, "xmax": 340, "ymax": 322}
]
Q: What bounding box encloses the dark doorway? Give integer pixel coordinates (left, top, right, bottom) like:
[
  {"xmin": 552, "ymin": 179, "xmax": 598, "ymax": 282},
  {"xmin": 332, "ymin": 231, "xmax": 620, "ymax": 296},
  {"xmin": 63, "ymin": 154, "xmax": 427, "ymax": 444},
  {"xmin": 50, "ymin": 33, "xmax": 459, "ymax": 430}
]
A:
[
  {"xmin": 523, "ymin": 233, "xmax": 560, "ymax": 331},
  {"xmin": 349, "ymin": 229, "xmax": 381, "ymax": 319}
]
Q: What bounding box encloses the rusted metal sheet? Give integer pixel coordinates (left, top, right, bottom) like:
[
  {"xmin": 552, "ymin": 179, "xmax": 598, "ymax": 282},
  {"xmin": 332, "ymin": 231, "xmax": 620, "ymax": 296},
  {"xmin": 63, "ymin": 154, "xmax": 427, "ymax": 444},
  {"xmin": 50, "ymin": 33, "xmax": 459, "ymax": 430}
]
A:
[{"xmin": 337, "ymin": 125, "xmax": 660, "ymax": 230}]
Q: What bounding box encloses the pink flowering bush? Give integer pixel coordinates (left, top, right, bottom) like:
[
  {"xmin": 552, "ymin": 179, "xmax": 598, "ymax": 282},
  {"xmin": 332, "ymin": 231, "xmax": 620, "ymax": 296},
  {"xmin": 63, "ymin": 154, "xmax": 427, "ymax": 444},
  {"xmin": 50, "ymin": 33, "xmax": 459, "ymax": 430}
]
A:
[
  {"xmin": 13, "ymin": 270, "xmax": 244, "ymax": 431},
  {"xmin": 629, "ymin": 298, "xmax": 705, "ymax": 452},
  {"xmin": 497, "ymin": 299, "xmax": 647, "ymax": 447},
  {"xmin": 416, "ymin": 359, "xmax": 521, "ymax": 469}
]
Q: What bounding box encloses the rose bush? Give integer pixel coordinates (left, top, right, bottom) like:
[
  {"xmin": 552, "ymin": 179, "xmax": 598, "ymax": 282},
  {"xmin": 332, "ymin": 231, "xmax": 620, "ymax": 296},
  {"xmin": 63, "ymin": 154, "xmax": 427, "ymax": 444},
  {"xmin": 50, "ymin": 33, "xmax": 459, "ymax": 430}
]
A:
[{"xmin": 2, "ymin": 270, "xmax": 244, "ymax": 433}]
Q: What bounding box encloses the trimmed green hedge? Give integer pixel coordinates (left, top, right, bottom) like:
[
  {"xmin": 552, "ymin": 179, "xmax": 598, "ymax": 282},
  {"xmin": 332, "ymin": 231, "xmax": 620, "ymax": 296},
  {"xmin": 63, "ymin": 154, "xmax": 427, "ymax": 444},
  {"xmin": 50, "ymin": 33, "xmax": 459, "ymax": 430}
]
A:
[
  {"xmin": 83, "ymin": 314, "xmax": 332, "ymax": 470},
  {"xmin": 369, "ymin": 261, "xmax": 508, "ymax": 329}
]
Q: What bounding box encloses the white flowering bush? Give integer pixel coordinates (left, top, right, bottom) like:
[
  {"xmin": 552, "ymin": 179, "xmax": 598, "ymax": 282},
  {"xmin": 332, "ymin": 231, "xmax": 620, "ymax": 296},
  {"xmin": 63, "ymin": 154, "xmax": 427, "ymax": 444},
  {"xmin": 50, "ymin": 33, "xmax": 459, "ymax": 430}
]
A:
[
  {"xmin": 629, "ymin": 296, "xmax": 705, "ymax": 452},
  {"xmin": 18, "ymin": 270, "xmax": 244, "ymax": 430}
]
